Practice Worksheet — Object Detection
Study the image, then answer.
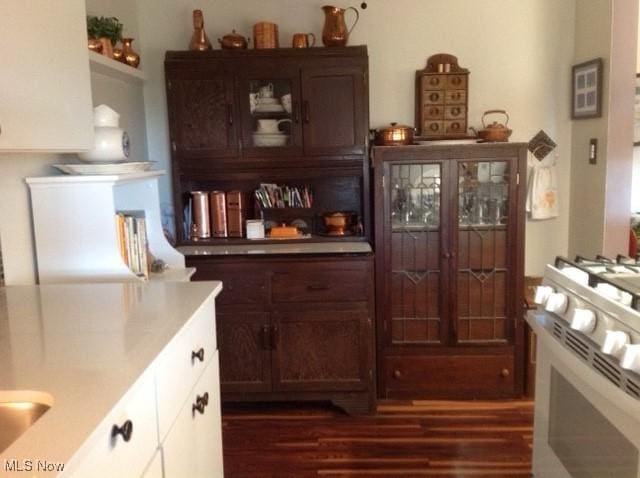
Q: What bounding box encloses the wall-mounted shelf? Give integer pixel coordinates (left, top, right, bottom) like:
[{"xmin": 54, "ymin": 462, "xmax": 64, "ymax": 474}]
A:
[{"xmin": 89, "ymin": 50, "xmax": 146, "ymax": 84}]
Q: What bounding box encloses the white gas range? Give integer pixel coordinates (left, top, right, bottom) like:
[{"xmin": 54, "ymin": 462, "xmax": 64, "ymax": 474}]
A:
[{"xmin": 527, "ymin": 256, "xmax": 640, "ymax": 478}]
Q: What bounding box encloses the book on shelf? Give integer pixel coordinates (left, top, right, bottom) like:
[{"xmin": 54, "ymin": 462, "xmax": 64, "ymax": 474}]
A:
[
  {"xmin": 115, "ymin": 211, "xmax": 150, "ymax": 278},
  {"xmin": 254, "ymin": 183, "xmax": 313, "ymax": 209}
]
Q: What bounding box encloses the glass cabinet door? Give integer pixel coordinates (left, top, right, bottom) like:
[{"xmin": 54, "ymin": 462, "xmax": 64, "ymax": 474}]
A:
[
  {"xmin": 241, "ymin": 73, "xmax": 302, "ymax": 156},
  {"xmin": 456, "ymin": 160, "xmax": 511, "ymax": 344},
  {"xmin": 388, "ymin": 162, "xmax": 444, "ymax": 345}
]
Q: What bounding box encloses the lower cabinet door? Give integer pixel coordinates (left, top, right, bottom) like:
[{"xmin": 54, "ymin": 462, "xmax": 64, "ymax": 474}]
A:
[
  {"xmin": 163, "ymin": 351, "xmax": 224, "ymax": 478},
  {"xmin": 218, "ymin": 311, "xmax": 271, "ymax": 393},
  {"xmin": 64, "ymin": 370, "xmax": 158, "ymax": 477},
  {"xmin": 271, "ymin": 307, "xmax": 370, "ymax": 392}
]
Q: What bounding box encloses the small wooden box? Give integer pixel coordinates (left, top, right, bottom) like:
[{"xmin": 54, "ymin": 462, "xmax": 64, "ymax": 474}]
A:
[{"xmin": 416, "ymin": 54, "xmax": 469, "ymax": 139}]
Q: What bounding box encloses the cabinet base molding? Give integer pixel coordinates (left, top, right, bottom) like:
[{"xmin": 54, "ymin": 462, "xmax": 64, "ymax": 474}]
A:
[{"xmin": 223, "ymin": 391, "xmax": 373, "ymax": 415}]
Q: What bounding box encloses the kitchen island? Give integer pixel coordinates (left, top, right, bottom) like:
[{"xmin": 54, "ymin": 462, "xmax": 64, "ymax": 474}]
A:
[{"xmin": 0, "ymin": 281, "xmax": 223, "ymax": 477}]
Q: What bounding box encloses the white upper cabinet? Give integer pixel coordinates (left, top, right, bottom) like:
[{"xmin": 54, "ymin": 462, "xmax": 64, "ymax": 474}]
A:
[{"xmin": 0, "ymin": 0, "xmax": 93, "ymax": 152}]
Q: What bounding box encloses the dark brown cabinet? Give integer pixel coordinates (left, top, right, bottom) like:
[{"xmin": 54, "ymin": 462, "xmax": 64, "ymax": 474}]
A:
[
  {"xmin": 373, "ymin": 143, "xmax": 527, "ymax": 399},
  {"xmin": 190, "ymin": 255, "xmax": 375, "ymax": 414},
  {"xmin": 164, "ymin": 47, "xmax": 374, "ymax": 413}
]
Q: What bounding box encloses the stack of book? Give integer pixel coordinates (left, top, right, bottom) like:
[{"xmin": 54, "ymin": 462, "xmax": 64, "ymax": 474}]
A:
[
  {"xmin": 115, "ymin": 212, "xmax": 150, "ymax": 278},
  {"xmin": 254, "ymin": 183, "xmax": 313, "ymax": 209}
]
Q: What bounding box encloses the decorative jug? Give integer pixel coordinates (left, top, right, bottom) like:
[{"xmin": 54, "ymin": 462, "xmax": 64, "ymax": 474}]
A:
[{"xmin": 321, "ymin": 5, "xmax": 359, "ymax": 47}]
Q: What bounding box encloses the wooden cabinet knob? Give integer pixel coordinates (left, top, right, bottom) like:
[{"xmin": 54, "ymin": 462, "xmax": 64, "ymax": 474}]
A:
[
  {"xmin": 500, "ymin": 368, "xmax": 510, "ymax": 378},
  {"xmin": 429, "ymin": 77, "xmax": 439, "ymax": 86},
  {"xmin": 429, "ymin": 93, "xmax": 439, "ymax": 102},
  {"xmin": 393, "ymin": 369, "xmax": 402, "ymax": 379}
]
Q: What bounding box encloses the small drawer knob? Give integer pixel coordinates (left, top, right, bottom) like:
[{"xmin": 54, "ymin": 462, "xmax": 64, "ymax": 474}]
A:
[
  {"xmin": 393, "ymin": 369, "xmax": 402, "ymax": 379},
  {"xmin": 192, "ymin": 347, "xmax": 205, "ymax": 363},
  {"xmin": 500, "ymin": 368, "xmax": 510, "ymax": 378},
  {"xmin": 192, "ymin": 392, "xmax": 209, "ymax": 415},
  {"xmin": 111, "ymin": 419, "xmax": 133, "ymax": 443}
]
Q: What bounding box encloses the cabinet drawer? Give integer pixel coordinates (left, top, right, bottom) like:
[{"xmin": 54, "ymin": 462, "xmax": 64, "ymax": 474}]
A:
[
  {"xmin": 446, "ymin": 75, "xmax": 467, "ymax": 89},
  {"xmin": 422, "ymin": 120, "xmax": 444, "ymax": 136},
  {"xmin": 422, "ymin": 75, "xmax": 446, "ymax": 90},
  {"xmin": 65, "ymin": 371, "xmax": 157, "ymax": 477},
  {"xmin": 163, "ymin": 352, "xmax": 223, "ymax": 478},
  {"xmin": 423, "ymin": 90, "xmax": 444, "ymax": 105},
  {"xmin": 444, "ymin": 106, "xmax": 466, "ymax": 120},
  {"xmin": 384, "ymin": 354, "xmax": 514, "ymax": 398},
  {"xmin": 271, "ymin": 268, "xmax": 368, "ymax": 303},
  {"xmin": 423, "ymin": 105, "xmax": 444, "ymax": 120},
  {"xmin": 191, "ymin": 266, "xmax": 267, "ymax": 306},
  {"xmin": 445, "ymin": 90, "xmax": 467, "ymax": 104},
  {"xmin": 156, "ymin": 297, "xmax": 217, "ymax": 439},
  {"xmin": 444, "ymin": 120, "xmax": 466, "ymax": 135}
]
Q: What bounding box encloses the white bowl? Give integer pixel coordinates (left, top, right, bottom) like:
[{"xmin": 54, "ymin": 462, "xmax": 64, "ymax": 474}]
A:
[{"xmin": 253, "ymin": 134, "xmax": 289, "ymax": 147}]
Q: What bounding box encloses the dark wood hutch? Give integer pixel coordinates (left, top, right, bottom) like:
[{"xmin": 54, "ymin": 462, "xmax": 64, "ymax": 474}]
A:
[{"xmin": 164, "ymin": 46, "xmax": 375, "ymax": 414}]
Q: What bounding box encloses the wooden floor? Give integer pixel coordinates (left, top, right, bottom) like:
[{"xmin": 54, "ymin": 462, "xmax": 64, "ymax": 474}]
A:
[{"xmin": 221, "ymin": 400, "xmax": 534, "ymax": 478}]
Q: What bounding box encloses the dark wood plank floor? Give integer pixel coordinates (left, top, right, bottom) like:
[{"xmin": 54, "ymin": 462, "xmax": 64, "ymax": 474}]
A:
[{"xmin": 221, "ymin": 400, "xmax": 533, "ymax": 477}]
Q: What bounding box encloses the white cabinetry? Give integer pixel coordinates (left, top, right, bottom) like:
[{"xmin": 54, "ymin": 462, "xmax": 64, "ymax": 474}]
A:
[
  {"xmin": 0, "ymin": 0, "xmax": 93, "ymax": 152},
  {"xmin": 26, "ymin": 171, "xmax": 194, "ymax": 283},
  {"xmin": 63, "ymin": 293, "xmax": 223, "ymax": 477}
]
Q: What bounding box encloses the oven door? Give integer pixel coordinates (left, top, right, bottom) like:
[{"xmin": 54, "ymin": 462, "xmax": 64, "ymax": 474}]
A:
[{"xmin": 530, "ymin": 312, "xmax": 640, "ymax": 478}]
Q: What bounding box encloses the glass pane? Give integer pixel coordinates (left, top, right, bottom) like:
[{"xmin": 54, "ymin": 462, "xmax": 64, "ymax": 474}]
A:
[
  {"xmin": 457, "ymin": 160, "xmax": 510, "ymax": 343},
  {"xmin": 389, "ymin": 163, "xmax": 442, "ymax": 345},
  {"xmin": 390, "ymin": 163, "xmax": 440, "ymax": 230},
  {"xmin": 249, "ymin": 79, "xmax": 293, "ymax": 147}
]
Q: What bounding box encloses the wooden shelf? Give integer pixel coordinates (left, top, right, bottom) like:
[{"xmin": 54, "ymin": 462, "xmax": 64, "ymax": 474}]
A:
[
  {"xmin": 179, "ymin": 235, "xmax": 368, "ymax": 247},
  {"xmin": 89, "ymin": 50, "xmax": 146, "ymax": 84}
]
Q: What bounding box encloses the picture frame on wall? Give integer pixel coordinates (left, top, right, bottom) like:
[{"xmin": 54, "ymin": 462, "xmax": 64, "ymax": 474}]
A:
[
  {"xmin": 634, "ymin": 73, "xmax": 640, "ymax": 146},
  {"xmin": 571, "ymin": 58, "xmax": 603, "ymax": 120}
]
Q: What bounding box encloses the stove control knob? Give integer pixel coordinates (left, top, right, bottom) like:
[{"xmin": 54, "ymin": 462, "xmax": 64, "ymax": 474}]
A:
[
  {"xmin": 621, "ymin": 344, "xmax": 640, "ymax": 373},
  {"xmin": 545, "ymin": 292, "xmax": 569, "ymax": 316},
  {"xmin": 601, "ymin": 330, "xmax": 630, "ymax": 358},
  {"xmin": 570, "ymin": 308, "xmax": 597, "ymax": 334},
  {"xmin": 534, "ymin": 286, "xmax": 554, "ymax": 305}
]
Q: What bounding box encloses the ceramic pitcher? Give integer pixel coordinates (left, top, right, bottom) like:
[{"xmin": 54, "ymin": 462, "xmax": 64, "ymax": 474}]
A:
[{"xmin": 321, "ymin": 5, "xmax": 359, "ymax": 47}]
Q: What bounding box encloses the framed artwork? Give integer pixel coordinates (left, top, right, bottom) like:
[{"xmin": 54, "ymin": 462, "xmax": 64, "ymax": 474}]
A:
[
  {"xmin": 571, "ymin": 58, "xmax": 603, "ymax": 119},
  {"xmin": 634, "ymin": 73, "xmax": 640, "ymax": 146}
]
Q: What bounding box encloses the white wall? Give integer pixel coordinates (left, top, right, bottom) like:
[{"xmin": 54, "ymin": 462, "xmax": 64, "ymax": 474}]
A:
[{"xmin": 137, "ymin": 0, "xmax": 576, "ymax": 276}]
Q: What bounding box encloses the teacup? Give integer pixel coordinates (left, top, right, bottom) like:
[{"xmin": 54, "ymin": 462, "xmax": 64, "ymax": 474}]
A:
[
  {"xmin": 256, "ymin": 118, "xmax": 291, "ymax": 134},
  {"xmin": 258, "ymin": 83, "xmax": 274, "ymax": 99},
  {"xmin": 292, "ymin": 33, "xmax": 316, "ymax": 48}
]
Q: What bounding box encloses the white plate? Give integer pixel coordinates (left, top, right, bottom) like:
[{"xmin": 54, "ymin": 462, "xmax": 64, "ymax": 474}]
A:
[
  {"xmin": 53, "ymin": 162, "xmax": 154, "ymax": 175},
  {"xmin": 254, "ymin": 105, "xmax": 285, "ymax": 113}
]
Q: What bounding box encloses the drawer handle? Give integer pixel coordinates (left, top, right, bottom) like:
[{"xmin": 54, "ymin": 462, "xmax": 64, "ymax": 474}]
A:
[
  {"xmin": 500, "ymin": 368, "xmax": 510, "ymax": 378},
  {"xmin": 393, "ymin": 369, "xmax": 402, "ymax": 380},
  {"xmin": 307, "ymin": 284, "xmax": 330, "ymax": 291},
  {"xmin": 192, "ymin": 392, "xmax": 209, "ymax": 415},
  {"xmin": 429, "ymin": 92, "xmax": 439, "ymax": 102},
  {"xmin": 111, "ymin": 419, "xmax": 133, "ymax": 443},
  {"xmin": 192, "ymin": 348, "xmax": 205, "ymax": 363}
]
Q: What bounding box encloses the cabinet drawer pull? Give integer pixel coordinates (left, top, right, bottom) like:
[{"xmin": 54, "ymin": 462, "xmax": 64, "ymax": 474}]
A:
[
  {"xmin": 307, "ymin": 284, "xmax": 330, "ymax": 291},
  {"xmin": 393, "ymin": 369, "xmax": 402, "ymax": 379},
  {"xmin": 198, "ymin": 391, "xmax": 209, "ymax": 406},
  {"xmin": 226, "ymin": 104, "xmax": 233, "ymax": 125},
  {"xmin": 500, "ymin": 368, "xmax": 510, "ymax": 378},
  {"xmin": 111, "ymin": 419, "xmax": 133, "ymax": 443},
  {"xmin": 270, "ymin": 325, "xmax": 279, "ymax": 350},
  {"xmin": 192, "ymin": 399, "xmax": 205, "ymax": 415},
  {"xmin": 261, "ymin": 325, "xmax": 270, "ymax": 349},
  {"xmin": 191, "ymin": 348, "xmax": 205, "ymax": 363}
]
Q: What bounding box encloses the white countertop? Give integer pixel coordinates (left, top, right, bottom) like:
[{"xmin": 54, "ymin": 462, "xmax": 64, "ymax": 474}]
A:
[
  {"xmin": 179, "ymin": 241, "xmax": 373, "ymax": 256},
  {"xmin": 0, "ymin": 281, "xmax": 222, "ymax": 474}
]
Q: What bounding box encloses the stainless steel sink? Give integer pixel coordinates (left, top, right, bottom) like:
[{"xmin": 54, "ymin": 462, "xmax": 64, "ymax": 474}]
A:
[{"xmin": 0, "ymin": 392, "xmax": 53, "ymax": 453}]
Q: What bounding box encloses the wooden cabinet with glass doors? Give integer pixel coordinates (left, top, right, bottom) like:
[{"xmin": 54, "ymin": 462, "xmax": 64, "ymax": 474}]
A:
[{"xmin": 373, "ymin": 143, "xmax": 527, "ymax": 398}]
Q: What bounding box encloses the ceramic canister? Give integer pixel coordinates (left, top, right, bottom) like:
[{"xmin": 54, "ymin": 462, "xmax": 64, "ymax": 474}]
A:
[{"xmin": 77, "ymin": 105, "xmax": 130, "ymax": 163}]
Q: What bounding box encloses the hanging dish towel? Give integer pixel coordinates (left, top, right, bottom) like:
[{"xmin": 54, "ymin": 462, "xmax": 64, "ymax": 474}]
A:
[{"xmin": 526, "ymin": 152, "xmax": 559, "ymax": 219}]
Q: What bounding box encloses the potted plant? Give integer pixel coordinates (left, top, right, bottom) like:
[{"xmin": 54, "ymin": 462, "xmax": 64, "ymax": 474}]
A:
[{"xmin": 86, "ymin": 16, "xmax": 123, "ymax": 58}]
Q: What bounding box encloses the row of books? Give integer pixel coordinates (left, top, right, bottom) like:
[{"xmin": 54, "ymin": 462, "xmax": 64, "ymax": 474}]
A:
[
  {"xmin": 254, "ymin": 183, "xmax": 313, "ymax": 209},
  {"xmin": 115, "ymin": 212, "xmax": 150, "ymax": 278}
]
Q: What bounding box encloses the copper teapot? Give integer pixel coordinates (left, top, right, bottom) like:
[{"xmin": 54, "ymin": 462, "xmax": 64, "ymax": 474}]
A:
[
  {"xmin": 321, "ymin": 5, "xmax": 359, "ymax": 47},
  {"xmin": 218, "ymin": 30, "xmax": 249, "ymax": 49}
]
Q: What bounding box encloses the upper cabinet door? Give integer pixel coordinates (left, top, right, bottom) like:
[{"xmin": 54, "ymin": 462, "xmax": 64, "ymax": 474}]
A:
[
  {"xmin": 0, "ymin": 0, "xmax": 93, "ymax": 152},
  {"xmin": 301, "ymin": 66, "xmax": 367, "ymax": 156},
  {"xmin": 166, "ymin": 69, "xmax": 239, "ymax": 160}
]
